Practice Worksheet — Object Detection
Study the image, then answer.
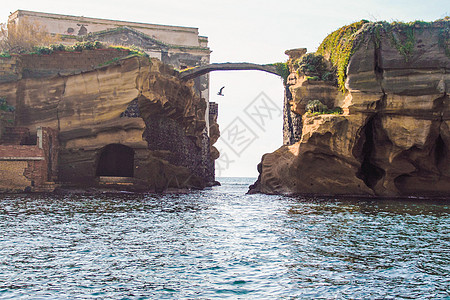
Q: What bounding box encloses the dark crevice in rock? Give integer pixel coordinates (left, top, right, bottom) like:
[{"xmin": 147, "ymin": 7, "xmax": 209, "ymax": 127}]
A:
[
  {"xmin": 375, "ymin": 93, "xmax": 387, "ymax": 111},
  {"xmin": 432, "ymin": 94, "xmax": 448, "ymax": 174},
  {"xmin": 356, "ymin": 115, "xmax": 386, "ymax": 190},
  {"xmin": 434, "ymin": 134, "xmax": 446, "ymax": 172},
  {"xmin": 432, "ymin": 93, "xmax": 447, "ymax": 111},
  {"xmin": 283, "ymin": 85, "xmax": 293, "ymax": 145},
  {"xmin": 286, "ymin": 85, "xmax": 292, "ymax": 101},
  {"xmin": 373, "ymin": 42, "xmax": 387, "ymax": 113},
  {"xmin": 373, "ymin": 45, "xmax": 387, "ymax": 111},
  {"xmin": 374, "ymin": 42, "xmax": 386, "ymax": 96},
  {"xmin": 283, "ymin": 85, "xmax": 302, "ymax": 145},
  {"xmin": 374, "ymin": 45, "xmax": 384, "ymax": 81}
]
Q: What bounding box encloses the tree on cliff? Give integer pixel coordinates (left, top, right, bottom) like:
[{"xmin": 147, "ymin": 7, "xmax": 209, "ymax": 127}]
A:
[{"xmin": 0, "ymin": 18, "xmax": 59, "ymax": 54}]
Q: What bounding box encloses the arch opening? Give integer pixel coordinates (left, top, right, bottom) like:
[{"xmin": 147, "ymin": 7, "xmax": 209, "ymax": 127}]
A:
[
  {"xmin": 96, "ymin": 144, "xmax": 134, "ymax": 177},
  {"xmin": 209, "ymin": 70, "xmax": 284, "ymax": 177}
]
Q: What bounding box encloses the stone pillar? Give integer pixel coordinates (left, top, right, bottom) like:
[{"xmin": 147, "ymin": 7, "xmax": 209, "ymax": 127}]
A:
[
  {"xmin": 282, "ymin": 48, "xmax": 307, "ymax": 145},
  {"xmin": 37, "ymin": 126, "xmax": 43, "ymax": 149}
]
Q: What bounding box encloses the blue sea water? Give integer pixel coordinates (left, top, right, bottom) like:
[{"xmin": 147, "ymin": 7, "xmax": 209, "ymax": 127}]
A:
[{"xmin": 0, "ymin": 177, "xmax": 448, "ymax": 299}]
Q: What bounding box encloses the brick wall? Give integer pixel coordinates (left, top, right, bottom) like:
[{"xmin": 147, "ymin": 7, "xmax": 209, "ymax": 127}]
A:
[
  {"xmin": 0, "ymin": 127, "xmax": 59, "ymax": 192},
  {"xmin": 19, "ymin": 49, "xmax": 132, "ymax": 78},
  {"xmin": 23, "ymin": 160, "xmax": 46, "ymax": 187},
  {"xmin": 0, "ymin": 49, "xmax": 133, "ymax": 82},
  {"xmin": 0, "ymin": 160, "xmax": 33, "ymax": 190},
  {"xmin": 0, "ymin": 145, "xmax": 44, "ymax": 157},
  {"xmin": 0, "ymin": 144, "xmax": 45, "ymax": 192}
]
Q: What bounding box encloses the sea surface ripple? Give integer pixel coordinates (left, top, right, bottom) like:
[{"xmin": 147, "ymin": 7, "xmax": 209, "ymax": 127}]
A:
[{"xmin": 0, "ymin": 177, "xmax": 448, "ymax": 299}]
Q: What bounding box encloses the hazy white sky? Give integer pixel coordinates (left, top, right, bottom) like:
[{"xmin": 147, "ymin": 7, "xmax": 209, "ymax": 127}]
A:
[{"xmin": 1, "ymin": 1, "xmax": 448, "ymax": 177}]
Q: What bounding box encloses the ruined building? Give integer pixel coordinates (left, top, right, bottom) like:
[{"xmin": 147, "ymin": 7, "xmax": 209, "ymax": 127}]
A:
[
  {"xmin": 8, "ymin": 10, "xmax": 211, "ymax": 103},
  {"xmin": 0, "ymin": 11, "xmax": 218, "ymax": 192}
]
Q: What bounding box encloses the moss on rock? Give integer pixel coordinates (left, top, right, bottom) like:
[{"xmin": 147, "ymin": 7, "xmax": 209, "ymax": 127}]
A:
[{"xmin": 315, "ymin": 18, "xmax": 449, "ymax": 93}]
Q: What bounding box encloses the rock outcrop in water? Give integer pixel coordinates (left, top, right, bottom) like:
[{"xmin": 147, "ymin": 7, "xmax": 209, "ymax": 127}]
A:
[
  {"xmin": 250, "ymin": 19, "xmax": 450, "ymax": 197},
  {"xmin": 0, "ymin": 49, "xmax": 217, "ymax": 192}
]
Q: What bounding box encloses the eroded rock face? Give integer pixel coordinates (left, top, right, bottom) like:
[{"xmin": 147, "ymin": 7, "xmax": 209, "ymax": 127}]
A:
[
  {"xmin": 251, "ymin": 22, "xmax": 450, "ymax": 197},
  {"xmin": 0, "ymin": 54, "xmax": 217, "ymax": 191}
]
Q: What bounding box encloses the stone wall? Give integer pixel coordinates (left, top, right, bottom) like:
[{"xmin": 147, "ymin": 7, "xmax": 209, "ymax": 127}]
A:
[{"xmin": 0, "ymin": 56, "xmax": 20, "ymax": 82}]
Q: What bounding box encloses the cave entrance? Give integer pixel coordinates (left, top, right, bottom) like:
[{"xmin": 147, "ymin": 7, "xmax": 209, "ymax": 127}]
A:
[
  {"xmin": 356, "ymin": 116, "xmax": 385, "ymax": 189},
  {"xmin": 96, "ymin": 144, "xmax": 134, "ymax": 177}
]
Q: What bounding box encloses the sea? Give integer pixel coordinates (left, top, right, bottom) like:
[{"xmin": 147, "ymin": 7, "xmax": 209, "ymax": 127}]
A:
[{"xmin": 0, "ymin": 177, "xmax": 448, "ymax": 299}]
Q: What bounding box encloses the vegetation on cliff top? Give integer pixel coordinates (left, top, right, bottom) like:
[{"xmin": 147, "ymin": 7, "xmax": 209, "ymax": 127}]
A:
[
  {"xmin": 29, "ymin": 42, "xmax": 148, "ymax": 57},
  {"xmin": 315, "ymin": 18, "xmax": 449, "ymax": 93},
  {"xmin": 0, "ymin": 18, "xmax": 149, "ymax": 59},
  {"xmin": 316, "ymin": 20, "xmax": 368, "ymax": 92},
  {"xmin": 295, "ymin": 53, "xmax": 335, "ymax": 82}
]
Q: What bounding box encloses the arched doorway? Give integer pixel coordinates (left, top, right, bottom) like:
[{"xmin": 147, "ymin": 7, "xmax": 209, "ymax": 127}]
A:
[{"xmin": 96, "ymin": 144, "xmax": 134, "ymax": 177}]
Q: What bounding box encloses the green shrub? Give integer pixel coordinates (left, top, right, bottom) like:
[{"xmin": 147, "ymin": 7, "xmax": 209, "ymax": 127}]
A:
[
  {"xmin": 306, "ymin": 100, "xmax": 328, "ymax": 113},
  {"xmin": 298, "ymin": 53, "xmax": 328, "ymax": 77},
  {"xmin": 330, "ymin": 107, "xmax": 343, "ymax": 114},
  {"xmin": 321, "ymin": 71, "xmax": 335, "ymax": 81},
  {"xmin": 0, "ymin": 51, "xmax": 10, "ymax": 58},
  {"xmin": 0, "ymin": 97, "xmax": 14, "ymax": 112},
  {"xmin": 50, "ymin": 44, "xmax": 66, "ymax": 52},
  {"xmin": 306, "ymin": 100, "xmax": 343, "ymax": 115},
  {"xmin": 66, "ymin": 41, "xmax": 102, "ymax": 52},
  {"xmin": 31, "ymin": 45, "xmax": 53, "ymax": 55},
  {"xmin": 271, "ymin": 62, "xmax": 290, "ymax": 83},
  {"xmin": 69, "ymin": 42, "xmax": 87, "ymax": 52}
]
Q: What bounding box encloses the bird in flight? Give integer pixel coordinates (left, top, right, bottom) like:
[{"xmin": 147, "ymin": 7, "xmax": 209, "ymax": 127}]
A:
[{"xmin": 217, "ymin": 86, "xmax": 225, "ymax": 96}]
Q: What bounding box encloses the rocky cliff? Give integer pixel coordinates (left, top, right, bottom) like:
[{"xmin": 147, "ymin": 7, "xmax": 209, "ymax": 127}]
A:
[
  {"xmin": 0, "ymin": 50, "xmax": 217, "ymax": 192},
  {"xmin": 250, "ymin": 19, "xmax": 450, "ymax": 197}
]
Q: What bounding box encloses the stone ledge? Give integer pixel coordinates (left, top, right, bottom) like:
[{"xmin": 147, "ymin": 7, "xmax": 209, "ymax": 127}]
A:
[{"xmin": 0, "ymin": 157, "xmax": 45, "ymax": 160}]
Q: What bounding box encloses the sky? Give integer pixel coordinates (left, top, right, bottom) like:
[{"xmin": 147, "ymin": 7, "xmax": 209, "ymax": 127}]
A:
[{"xmin": 1, "ymin": 1, "xmax": 448, "ymax": 177}]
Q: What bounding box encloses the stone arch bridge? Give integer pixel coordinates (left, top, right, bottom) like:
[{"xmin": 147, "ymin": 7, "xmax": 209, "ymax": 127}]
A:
[
  {"xmin": 179, "ymin": 63, "xmax": 280, "ymax": 80},
  {"xmin": 179, "ymin": 62, "xmax": 285, "ymax": 145}
]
